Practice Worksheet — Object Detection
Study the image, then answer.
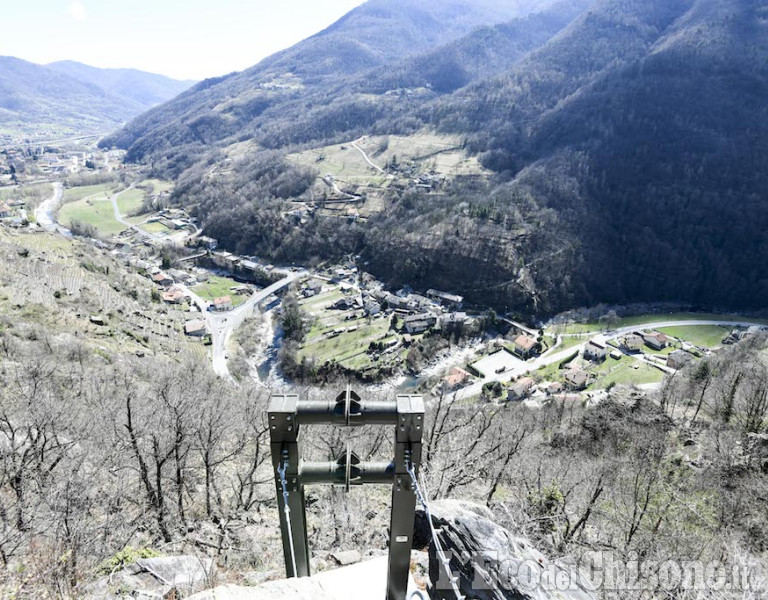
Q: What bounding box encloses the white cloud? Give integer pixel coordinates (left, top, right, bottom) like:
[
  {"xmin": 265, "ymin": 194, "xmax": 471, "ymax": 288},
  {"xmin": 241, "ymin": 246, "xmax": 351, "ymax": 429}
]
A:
[{"xmin": 68, "ymin": 1, "xmax": 86, "ymax": 21}]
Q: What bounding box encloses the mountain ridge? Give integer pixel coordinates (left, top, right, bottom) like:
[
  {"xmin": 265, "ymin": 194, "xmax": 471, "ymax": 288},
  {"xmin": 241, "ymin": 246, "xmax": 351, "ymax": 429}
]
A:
[
  {"xmin": 47, "ymin": 60, "xmax": 196, "ymax": 110},
  {"xmin": 103, "ymin": 0, "xmax": 768, "ymax": 315}
]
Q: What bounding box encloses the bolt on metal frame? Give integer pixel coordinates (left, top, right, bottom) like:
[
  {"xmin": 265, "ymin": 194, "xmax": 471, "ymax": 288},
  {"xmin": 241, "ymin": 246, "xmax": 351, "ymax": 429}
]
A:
[{"xmin": 268, "ymin": 387, "xmax": 425, "ymax": 600}]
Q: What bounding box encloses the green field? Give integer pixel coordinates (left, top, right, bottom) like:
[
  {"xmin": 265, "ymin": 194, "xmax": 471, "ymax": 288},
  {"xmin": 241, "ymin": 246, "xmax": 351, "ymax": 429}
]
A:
[
  {"xmin": 553, "ymin": 335, "xmax": 587, "ymax": 353},
  {"xmin": 0, "ymin": 183, "xmax": 52, "ymax": 206},
  {"xmin": 288, "ymin": 130, "xmax": 489, "ymax": 186},
  {"xmin": 139, "ymin": 221, "xmax": 172, "ymax": 234},
  {"xmin": 657, "ymin": 325, "xmax": 729, "ymax": 349},
  {"xmin": 590, "ymin": 359, "xmax": 665, "ymax": 390},
  {"xmin": 63, "ymin": 182, "xmax": 118, "ymax": 203},
  {"xmin": 116, "ymin": 188, "xmax": 145, "ymax": 216},
  {"xmin": 140, "ymin": 179, "xmax": 174, "ymax": 194},
  {"xmin": 554, "ymin": 312, "xmax": 768, "ymax": 335},
  {"xmin": 192, "ymin": 275, "xmax": 247, "ymax": 306},
  {"xmin": 533, "ymin": 353, "xmax": 665, "ymax": 390},
  {"xmin": 298, "ymin": 318, "xmax": 391, "ymax": 366},
  {"xmin": 299, "ymin": 290, "xmax": 345, "ymax": 311},
  {"xmin": 59, "ymin": 197, "xmax": 125, "ymax": 236}
]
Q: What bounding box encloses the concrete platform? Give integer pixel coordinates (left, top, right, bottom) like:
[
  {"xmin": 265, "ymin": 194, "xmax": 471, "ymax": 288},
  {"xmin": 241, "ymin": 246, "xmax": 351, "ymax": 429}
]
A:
[{"xmin": 188, "ymin": 556, "xmax": 421, "ymax": 600}]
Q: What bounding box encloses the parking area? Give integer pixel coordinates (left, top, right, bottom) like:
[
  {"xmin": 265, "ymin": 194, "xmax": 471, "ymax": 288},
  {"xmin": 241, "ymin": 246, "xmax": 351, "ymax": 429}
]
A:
[{"xmin": 472, "ymin": 349, "xmax": 524, "ymax": 378}]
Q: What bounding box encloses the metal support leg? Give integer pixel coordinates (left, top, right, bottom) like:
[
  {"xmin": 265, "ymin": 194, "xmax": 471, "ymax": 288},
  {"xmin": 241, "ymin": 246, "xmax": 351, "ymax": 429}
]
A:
[
  {"xmin": 275, "ymin": 474, "xmax": 311, "ymax": 577},
  {"xmin": 387, "ymin": 474, "xmax": 417, "ymax": 600},
  {"xmin": 387, "ymin": 395, "xmax": 425, "ymax": 600}
]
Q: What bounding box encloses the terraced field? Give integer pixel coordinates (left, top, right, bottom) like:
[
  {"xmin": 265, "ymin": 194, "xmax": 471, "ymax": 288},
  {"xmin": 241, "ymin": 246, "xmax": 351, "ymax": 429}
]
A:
[{"xmin": 0, "ymin": 228, "xmax": 201, "ymax": 359}]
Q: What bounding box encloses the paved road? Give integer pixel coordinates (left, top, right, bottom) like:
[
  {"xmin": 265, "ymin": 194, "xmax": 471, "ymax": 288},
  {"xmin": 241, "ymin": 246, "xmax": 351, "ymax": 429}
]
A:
[
  {"xmin": 110, "ymin": 185, "xmax": 165, "ymax": 242},
  {"xmin": 187, "ymin": 271, "xmax": 305, "ymax": 380},
  {"xmin": 449, "ymin": 319, "xmax": 765, "ymax": 402},
  {"xmin": 351, "ymin": 137, "xmax": 388, "ymax": 175},
  {"xmin": 35, "ymin": 182, "xmax": 71, "ymax": 236},
  {"xmin": 16, "ymin": 133, "xmax": 103, "ymax": 147}
]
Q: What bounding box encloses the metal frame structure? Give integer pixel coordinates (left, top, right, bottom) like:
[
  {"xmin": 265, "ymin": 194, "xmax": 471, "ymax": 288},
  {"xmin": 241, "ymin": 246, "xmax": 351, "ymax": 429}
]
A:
[{"xmin": 269, "ymin": 388, "xmax": 424, "ymax": 600}]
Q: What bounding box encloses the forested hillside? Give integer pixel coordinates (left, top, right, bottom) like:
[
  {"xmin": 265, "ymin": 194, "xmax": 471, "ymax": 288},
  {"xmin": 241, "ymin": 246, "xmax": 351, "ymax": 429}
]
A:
[
  {"xmin": 0, "ymin": 57, "xmax": 195, "ymax": 137},
  {"xmin": 99, "ymin": 0, "xmax": 571, "ymax": 166},
  {"xmin": 104, "ymin": 0, "xmax": 768, "ymax": 316}
]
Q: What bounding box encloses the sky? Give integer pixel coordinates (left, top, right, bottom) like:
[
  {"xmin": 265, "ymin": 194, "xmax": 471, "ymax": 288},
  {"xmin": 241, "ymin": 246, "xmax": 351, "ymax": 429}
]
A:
[{"xmin": 0, "ymin": 0, "xmax": 367, "ymax": 81}]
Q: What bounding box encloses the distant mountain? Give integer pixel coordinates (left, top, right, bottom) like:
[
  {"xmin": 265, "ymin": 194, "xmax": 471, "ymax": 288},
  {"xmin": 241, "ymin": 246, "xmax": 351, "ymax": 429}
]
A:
[
  {"xmin": 0, "ymin": 57, "xmax": 195, "ymax": 137},
  {"xmin": 100, "ymin": 0, "xmax": 570, "ymax": 162},
  {"xmin": 0, "ymin": 56, "xmax": 142, "ymax": 135},
  {"xmin": 47, "ymin": 61, "xmax": 196, "ymax": 110}
]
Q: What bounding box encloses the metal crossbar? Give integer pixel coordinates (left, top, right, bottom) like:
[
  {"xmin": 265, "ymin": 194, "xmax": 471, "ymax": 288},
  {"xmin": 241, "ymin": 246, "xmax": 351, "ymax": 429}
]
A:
[{"xmin": 269, "ymin": 391, "xmax": 424, "ymax": 600}]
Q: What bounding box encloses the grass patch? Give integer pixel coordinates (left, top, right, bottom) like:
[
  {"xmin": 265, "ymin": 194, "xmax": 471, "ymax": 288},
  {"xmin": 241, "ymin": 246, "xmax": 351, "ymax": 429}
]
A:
[
  {"xmin": 138, "ymin": 179, "xmax": 174, "ymax": 194},
  {"xmin": 299, "ymin": 290, "xmax": 345, "ymax": 310},
  {"xmin": 298, "ymin": 318, "xmax": 391, "ymax": 364},
  {"xmin": 591, "ymin": 360, "xmax": 665, "ymax": 389},
  {"xmin": 656, "ymin": 325, "xmax": 729, "ymax": 349},
  {"xmin": 116, "ymin": 188, "xmax": 145, "ymax": 216},
  {"xmin": 554, "ymin": 312, "xmax": 768, "ymax": 335},
  {"xmin": 139, "ymin": 221, "xmax": 172, "ymax": 234},
  {"xmin": 59, "ymin": 197, "xmax": 125, "ymax": 236},
  {"xmin": 555, "ymin": 336, "xmax": 588, "ymax": 352},
  {"xmin": 63, "ymin": 183, "xmax": 118, "ymax": 203},
  {"xmin": 192, "ymin": 275, "xmax": 247, "ymax": 306}
]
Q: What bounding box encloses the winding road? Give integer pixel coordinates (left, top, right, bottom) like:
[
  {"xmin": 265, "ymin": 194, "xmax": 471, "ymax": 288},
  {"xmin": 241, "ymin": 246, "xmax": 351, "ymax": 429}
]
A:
[
  {"xmin": 110, "ymin": 186, "xmax": 165, "ymax": 242},
  {"xmin": 351, "ymin": 137, "xmax": 390, "ymax": 176}
]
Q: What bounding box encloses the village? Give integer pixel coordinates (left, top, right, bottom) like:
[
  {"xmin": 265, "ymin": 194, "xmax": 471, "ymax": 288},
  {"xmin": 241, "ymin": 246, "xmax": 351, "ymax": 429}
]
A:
[{"xmin": 2, "ymin": 156, "xmax": 768, "ymax": 399}]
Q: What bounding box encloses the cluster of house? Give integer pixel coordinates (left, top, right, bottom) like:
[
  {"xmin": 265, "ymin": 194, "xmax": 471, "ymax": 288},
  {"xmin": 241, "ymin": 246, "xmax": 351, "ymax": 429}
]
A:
[
  {"xmin": 619, "ymin": 330, "xmax": 670, "ymax": 353},
  {"xmin": 0, "ymin": 199, "xmax": 28, "ymax": 228},
  {"xmin": 618, "ymin": 330, "xmax": 701, "ymax": 369},
  {"xmin": 147, "ymin": 267, "xmax": 232, "ymax": 312},
  {"xmin": 506, "ymin": 376, "xmax": 582, "ymax": 402},
  {"xmin": 2, "ymin": 147, "xmax": 123, "ymax": 181},
  {"xmin": 370, "ymin": 288, "xmax": 466, "ymax": 333},
  {"xmin": 312, "ymin": 272, "xmax": 471, "ymax": 337},
  {"xmin": 146, "ymin": 208, "xmax": 196, "ymax": 232},
  {"xmin": 211, "ymin": 250, "xmax": 276, "ymax": 282}
]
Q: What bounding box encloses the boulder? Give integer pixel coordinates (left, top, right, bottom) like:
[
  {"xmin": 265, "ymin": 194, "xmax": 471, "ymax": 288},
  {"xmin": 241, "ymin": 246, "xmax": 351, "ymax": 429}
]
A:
[
  {"xmin": 414, "ymin": 499, "xmax": 596, "ymax": 600},
  {"xmin": 84, "ymin": 555, "xmax": 215, "ymax": 599},
  {"xmin": 187, "ymin": 555, "xmax": 419, "ymax": 600}
]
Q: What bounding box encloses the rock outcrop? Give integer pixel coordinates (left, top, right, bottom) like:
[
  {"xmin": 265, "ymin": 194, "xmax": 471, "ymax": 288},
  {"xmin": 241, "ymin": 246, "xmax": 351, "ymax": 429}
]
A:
[
  {"xmin": 414, "ymin": 499, "xmax": 596, "ymax": 600},
  {"xmin": 84, "ymin": 555, "xmax": 215, "ymax": 599},
  {"xmin": 187, "ymin": 555, "xmax": 418, "ymax": 600}
]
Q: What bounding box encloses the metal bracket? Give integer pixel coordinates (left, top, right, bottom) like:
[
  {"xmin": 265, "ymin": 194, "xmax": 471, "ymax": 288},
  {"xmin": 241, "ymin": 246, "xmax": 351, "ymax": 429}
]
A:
[{"xmin": 268, "ymin": 389, "xmax": 424, "ymax": 600}]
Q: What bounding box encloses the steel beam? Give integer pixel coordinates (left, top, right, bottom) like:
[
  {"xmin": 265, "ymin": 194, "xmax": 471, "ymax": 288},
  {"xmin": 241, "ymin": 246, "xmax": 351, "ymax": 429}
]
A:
[{"xmin": 268, "ymin": 391, "xmax": 424, "ymax": 600}]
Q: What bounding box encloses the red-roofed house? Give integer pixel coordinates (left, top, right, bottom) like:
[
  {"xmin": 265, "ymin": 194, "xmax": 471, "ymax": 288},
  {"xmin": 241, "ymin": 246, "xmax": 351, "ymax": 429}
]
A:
[
  {"xmin": 508, "ymin": 377, "xmax": 535, "ymax": 401},
  {"xmin": 162, "ymin": 286, "xmax": 186, "ymax": 305},
  {"xmin": 152, "ymin": 272, "xmax": 173, "ymax": 288},
  {"xmin": 643, "ymin": 331, "xmax": 669, "ymax": 351},
  {"xmin": 441, "ymin": 367, "xmax": 472, "ymax": 391},
  {"xmin": 213, "ymin": 296, "xmax": 232, "ymax": 311},
  {"xmin": 513, "ymin": 334, "xmax": 539, "ymax": 359}
]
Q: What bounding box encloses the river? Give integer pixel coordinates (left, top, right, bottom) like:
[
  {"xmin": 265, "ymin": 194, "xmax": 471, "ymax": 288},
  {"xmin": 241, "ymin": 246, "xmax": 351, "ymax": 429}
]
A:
[{"xmin": 34, "ymin": 182, "xmax": 72, "ymax": 237}]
